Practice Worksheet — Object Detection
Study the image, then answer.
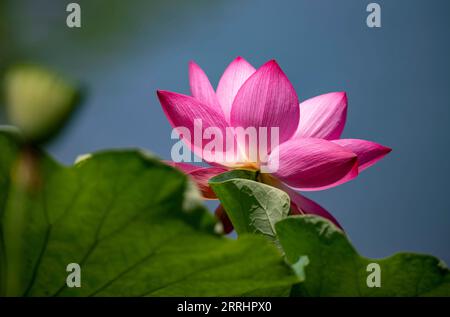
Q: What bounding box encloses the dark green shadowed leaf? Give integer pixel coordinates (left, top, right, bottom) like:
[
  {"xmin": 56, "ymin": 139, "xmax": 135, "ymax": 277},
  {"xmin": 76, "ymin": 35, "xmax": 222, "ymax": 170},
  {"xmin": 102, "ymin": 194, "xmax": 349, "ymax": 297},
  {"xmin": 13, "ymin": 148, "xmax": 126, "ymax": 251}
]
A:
[
  {"xmin": 0, "ymin": 130, "xmax": 299, "ymax": 296},
  {"xmin": 276, "ymin": 216, "xmax": 450, "ymax": 297},
  {"xmin": 209, "ymin": 170, "xmax": 290, "ymax": 242}
]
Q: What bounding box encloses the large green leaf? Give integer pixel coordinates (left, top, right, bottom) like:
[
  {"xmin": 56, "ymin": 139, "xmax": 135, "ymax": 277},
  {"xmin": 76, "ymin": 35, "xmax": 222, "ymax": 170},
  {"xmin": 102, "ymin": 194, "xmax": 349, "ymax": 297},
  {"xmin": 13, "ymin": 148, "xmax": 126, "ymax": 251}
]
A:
[
  {"xmin": 209, "ymin": 170, "xmax": 290, "ymax": 242},
  {"xmin": 0, "ymin": 130, "xmax": 299, "ymax": 296},
  {"xmin": 276, "ymin": 216, "xmax": 450, "ymax": 296}
]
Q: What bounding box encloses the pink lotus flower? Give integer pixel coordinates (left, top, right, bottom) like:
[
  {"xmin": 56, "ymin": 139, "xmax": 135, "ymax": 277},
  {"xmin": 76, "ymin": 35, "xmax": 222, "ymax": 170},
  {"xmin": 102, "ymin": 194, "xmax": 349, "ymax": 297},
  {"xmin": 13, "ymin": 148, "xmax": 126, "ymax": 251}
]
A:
[{"xmin": 157, "ymin": 57, "xmax": 391, "ymax": 232}]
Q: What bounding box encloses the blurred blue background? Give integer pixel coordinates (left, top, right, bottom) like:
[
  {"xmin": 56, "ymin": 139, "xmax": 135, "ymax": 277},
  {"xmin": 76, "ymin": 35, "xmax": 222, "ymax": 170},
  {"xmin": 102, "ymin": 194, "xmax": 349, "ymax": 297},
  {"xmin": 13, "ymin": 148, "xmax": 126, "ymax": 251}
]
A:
[{"xmin": 1, "ymin": 0, "xmax": 449, "ymax": 263}]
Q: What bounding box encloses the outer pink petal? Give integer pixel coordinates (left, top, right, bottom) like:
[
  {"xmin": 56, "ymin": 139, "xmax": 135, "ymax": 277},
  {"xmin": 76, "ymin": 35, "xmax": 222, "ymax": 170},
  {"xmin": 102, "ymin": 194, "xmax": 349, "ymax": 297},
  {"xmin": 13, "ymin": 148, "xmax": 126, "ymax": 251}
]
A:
[
  {"xmin": 166, "ymin": 161, "xmax": 227, "ymax": 199},
  {"xmin": 230, "ymin": 60, "xmax": 300, "ymax": 147},
  {"xmin": 187, "ymin": 167, "xmax": 228, "ymax": 199},
  {"xmin": 293, "ymin": 92, "xmax": 347, "ymax": 140},
  {"xmin": 216, "ymin": 56, "xmax": 256, "ymax": 122},
  {"xmin": 267, "ymin": 138, "xmax": 358, "ymax": 191},
  {"xmin": 189, "ymin": 61, "xmax": 221, "ymax": 110},
  {"xmin": 157, "ymin": 90, "xmax": 235, "ymax": 165},
  {"xmin": 332, "ymin": 139, "xmax": 392, "ymax": 172}
]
